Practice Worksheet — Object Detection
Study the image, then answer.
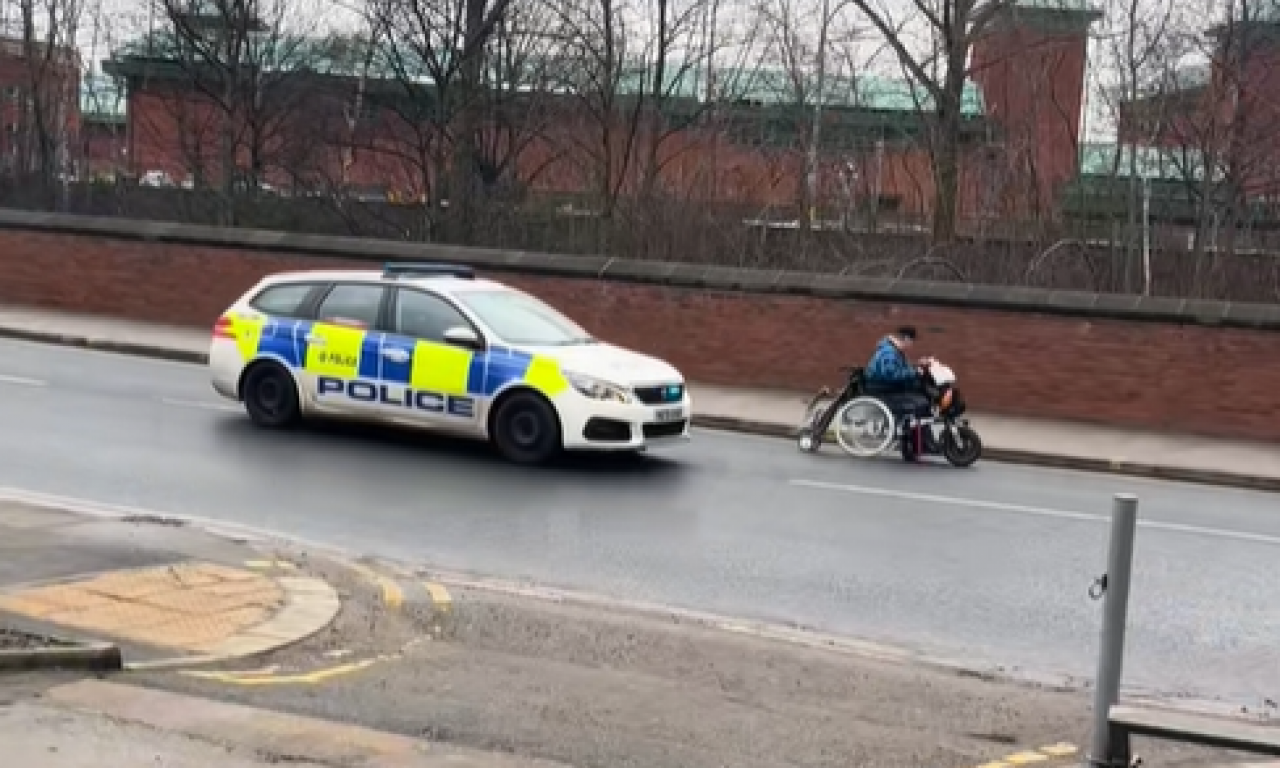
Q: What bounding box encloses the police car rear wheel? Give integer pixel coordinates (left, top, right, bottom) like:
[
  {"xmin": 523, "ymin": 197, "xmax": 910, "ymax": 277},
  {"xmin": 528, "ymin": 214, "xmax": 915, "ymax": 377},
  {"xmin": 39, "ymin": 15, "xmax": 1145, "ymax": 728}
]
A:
[
  {"xmin": 493, "ymin": 392, "xmax": 560, "ymax": 465},
  {"xmin": 243, "ymin": 362, "xmax": 300, "ymax": 429}
]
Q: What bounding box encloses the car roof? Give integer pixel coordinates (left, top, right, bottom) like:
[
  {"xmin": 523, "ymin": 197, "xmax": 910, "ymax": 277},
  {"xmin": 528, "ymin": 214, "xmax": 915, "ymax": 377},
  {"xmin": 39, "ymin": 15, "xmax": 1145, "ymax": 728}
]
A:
[{"xmin": 258, "ymin": 269, "xmax": 511, "ymax": 295}]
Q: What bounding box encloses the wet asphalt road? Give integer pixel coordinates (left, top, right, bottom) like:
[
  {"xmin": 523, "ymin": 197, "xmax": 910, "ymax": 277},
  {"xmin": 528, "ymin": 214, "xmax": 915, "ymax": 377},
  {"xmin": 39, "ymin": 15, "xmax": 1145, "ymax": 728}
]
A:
[{"xmin": 0, "ymin": 339, "xmax": 1277, "ymax": 704}]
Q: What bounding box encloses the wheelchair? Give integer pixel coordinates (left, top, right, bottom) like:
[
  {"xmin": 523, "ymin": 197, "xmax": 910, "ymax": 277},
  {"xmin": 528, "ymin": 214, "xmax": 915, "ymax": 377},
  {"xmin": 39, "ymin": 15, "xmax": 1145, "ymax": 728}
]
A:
[{"xmin": 796, "ymin": 364, "xmax": 980, "ymax": 466}]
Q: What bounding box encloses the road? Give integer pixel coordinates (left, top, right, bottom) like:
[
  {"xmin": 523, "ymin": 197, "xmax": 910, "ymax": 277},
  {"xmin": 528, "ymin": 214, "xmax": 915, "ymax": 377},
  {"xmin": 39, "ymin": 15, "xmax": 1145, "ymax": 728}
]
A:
[{"xmin": 0, "ymin": 338, "xmax": 1277, "ymax": 705}]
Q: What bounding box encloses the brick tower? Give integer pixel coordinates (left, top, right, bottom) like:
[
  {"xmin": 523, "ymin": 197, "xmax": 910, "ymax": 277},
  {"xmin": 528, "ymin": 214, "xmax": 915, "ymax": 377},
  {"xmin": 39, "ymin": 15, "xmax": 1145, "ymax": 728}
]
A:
[{"xmin": 969, "ymin": 0, "xmax": 1102, "ymax": 217}]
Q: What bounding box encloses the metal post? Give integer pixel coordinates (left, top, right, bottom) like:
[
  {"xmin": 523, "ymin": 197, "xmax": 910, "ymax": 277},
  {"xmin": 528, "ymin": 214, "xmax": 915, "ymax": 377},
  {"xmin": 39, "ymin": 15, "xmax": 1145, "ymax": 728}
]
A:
[{"xmin": 1087, "ymin": 494, "xmax": 1139, "ymax": 767}]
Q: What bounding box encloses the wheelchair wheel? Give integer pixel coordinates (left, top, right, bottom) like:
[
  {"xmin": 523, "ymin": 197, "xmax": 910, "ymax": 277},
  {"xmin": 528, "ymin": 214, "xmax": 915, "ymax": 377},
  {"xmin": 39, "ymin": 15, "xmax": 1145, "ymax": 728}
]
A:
[{"xmin": 833, "ymin": 397, "xmax": 895, "ymax": 458}]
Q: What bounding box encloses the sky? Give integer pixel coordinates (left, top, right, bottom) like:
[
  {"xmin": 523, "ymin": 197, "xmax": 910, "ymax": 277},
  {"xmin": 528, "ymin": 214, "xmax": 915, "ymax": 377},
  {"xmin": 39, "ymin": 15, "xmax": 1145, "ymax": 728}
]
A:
[{"xmin": 50, "ymin": 0, "xmax": 1228, "ymax": 143}]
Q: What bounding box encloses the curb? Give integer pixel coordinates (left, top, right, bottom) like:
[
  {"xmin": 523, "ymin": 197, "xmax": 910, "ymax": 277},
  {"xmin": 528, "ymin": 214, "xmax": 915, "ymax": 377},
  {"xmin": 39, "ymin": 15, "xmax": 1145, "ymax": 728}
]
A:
[
  {"xmin": 690, "ymin": 414, "xmax": 1280, "ymax": 494},
  {"xmin": 0, "ymin": 325, "xmax": 208, "ymax": 365},
  {"xmin": 0, "ymin": 640, "xmax": 122, "ymax": 673},
  {"xmin": 125, "ymin": 575, "xmax": 342, "ymax": 672},
  {"xmin": 3, "ymin": 325, "xmax": 1275, "ymax": 493}
]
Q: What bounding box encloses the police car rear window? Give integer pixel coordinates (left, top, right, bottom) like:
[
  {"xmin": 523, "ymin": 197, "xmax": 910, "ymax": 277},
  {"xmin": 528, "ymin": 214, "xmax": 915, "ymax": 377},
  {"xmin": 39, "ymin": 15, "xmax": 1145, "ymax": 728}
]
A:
[{"xmin": 250, "ymin": 283, "xmax": 321, "ymax": 317}]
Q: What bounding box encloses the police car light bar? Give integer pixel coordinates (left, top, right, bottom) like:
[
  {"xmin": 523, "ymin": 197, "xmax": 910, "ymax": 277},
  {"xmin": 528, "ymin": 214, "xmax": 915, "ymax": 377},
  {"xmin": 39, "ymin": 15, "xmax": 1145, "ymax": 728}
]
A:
[{"xmin": 382, "ymin": 262, "xmax": 476, "ymax": 280}]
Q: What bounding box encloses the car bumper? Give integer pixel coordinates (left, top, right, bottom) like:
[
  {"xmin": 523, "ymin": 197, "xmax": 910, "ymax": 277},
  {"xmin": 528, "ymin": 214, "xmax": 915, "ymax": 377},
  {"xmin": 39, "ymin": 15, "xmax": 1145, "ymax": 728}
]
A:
[
  {"xmin": 209, "ymin": 339, "xmax": 244, "ymax": 401},
  {"xmin": 559, "ymin": 395, "xmax": 692, "ymax": 451}
]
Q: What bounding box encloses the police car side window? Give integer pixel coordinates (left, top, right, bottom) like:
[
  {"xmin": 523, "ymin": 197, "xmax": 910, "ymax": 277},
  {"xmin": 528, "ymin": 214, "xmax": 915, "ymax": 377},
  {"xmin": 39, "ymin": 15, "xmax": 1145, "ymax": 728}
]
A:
[
  {"xmin": 315, "ymin": 284, "xmax": 386, "ymax": 330},
  {"xmin": 394, "ymin": 289, "xmax": 469, "ymax": 343},
  {"xmin": 250, "ymin": 283, "xmax": 318, "ymax": 318}
]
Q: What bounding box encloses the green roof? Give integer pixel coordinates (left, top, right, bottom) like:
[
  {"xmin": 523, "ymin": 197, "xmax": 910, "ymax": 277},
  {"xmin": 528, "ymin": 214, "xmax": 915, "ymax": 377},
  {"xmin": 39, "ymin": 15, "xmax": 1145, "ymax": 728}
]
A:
[
  {"xmin": 110, "ymin": 31, "xmax": 985, "ymax": 116},
  {"xmin": 1078, "ymin": 142, "xmax": 1214, "ymax": 182}
]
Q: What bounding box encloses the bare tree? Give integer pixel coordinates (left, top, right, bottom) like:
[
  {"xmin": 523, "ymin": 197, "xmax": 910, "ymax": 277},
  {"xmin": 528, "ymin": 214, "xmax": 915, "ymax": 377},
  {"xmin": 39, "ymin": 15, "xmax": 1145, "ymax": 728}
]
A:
[
  {"xmin": 357, "ymin": 0, "xmax": 556, "ymax": 241},
  {"xmin": 138, "ymin": 0, "xmax": 328, "ymax": 220},
  {"xmin": 845, "ymin": 0, "xmax": 1018, "ymax": 244},
  {"xmin": 752, "ymin": 0, "xmax": 861, "ymax": 230},
  {"xmin": 1090, "ymin": 0, "xmax": 1179, "ymax": 291},
  {"xmin": 545, "ymin": 0, "xmax": 753, "ymax": 252},
  {"xmin": 8, "ymin": 0, "xmax": 88, "ymax": 207}
]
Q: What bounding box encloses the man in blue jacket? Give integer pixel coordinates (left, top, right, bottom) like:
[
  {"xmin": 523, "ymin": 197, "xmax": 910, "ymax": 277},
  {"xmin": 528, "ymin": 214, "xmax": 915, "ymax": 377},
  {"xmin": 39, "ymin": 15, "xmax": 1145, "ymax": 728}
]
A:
[{"xmin": 863, "ymin": 326, "xmax": 934, "ymax": 456}]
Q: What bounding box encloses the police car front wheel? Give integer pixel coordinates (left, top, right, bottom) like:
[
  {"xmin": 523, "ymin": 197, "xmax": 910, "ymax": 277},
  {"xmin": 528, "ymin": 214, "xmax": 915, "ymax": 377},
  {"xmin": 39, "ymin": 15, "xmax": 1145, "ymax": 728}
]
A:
[
  {"xmin": 242, "ymin": 362, "xmax": 301, "ymax": 429},
  {"xmin": 492, "ymin": 391, "xmax": 561, "ymax": 465}
]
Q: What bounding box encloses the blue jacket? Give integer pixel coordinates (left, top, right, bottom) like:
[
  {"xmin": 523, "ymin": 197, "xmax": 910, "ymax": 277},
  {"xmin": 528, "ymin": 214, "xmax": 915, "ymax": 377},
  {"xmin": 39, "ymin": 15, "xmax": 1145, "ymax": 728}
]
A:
[{"xmin": 865, "ymin": 337, "xmax": 918, "ymax": 385}]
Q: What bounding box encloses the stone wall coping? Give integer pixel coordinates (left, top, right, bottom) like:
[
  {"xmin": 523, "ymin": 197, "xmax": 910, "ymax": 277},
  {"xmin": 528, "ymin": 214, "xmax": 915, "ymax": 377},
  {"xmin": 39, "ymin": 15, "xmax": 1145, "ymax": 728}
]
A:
[{"xmin": 3, "ymin": 208, "xmax": 1277, "ymax": 331}]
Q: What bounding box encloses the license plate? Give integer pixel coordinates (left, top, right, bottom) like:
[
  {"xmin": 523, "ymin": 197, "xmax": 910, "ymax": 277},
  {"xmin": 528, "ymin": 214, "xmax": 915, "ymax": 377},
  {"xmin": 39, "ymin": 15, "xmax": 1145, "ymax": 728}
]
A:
[{"xmin": 654, "ymin": 408, "xmax": 684, "ymax": 422}]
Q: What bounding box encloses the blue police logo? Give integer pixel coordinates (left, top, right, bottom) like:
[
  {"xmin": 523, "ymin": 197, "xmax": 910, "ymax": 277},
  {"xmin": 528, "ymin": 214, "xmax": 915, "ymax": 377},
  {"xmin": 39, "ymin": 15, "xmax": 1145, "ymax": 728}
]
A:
[{"xmin": 318, "ymin": 376, "xmax": 474, "ymax": 417}]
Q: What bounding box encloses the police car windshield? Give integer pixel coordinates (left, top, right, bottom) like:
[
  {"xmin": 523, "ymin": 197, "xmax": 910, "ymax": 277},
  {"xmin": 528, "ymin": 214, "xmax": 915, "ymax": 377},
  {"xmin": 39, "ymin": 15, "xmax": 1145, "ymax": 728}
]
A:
[{"xmin": 457, "ymin": 290, "xmax": 595, "ymax": 346}]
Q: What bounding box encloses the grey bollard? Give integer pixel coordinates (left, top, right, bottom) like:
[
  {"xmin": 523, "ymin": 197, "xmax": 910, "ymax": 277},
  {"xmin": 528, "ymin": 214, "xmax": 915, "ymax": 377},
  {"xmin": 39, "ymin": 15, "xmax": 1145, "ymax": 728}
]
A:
[{"xmin": 1086, "ymin": 493, "xmax": 1139, "ymax": 767}]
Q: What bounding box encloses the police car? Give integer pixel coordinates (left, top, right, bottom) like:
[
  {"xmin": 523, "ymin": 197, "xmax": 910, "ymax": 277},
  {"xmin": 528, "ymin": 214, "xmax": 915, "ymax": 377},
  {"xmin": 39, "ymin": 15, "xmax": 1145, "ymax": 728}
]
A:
[{"xmin": 208, "ymin": 263, "xmax": 692, "ymax": 464}]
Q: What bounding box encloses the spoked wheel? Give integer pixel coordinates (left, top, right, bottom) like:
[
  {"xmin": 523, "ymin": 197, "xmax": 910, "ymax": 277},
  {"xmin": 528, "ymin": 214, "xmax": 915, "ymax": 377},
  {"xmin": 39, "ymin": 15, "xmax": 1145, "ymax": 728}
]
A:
[
  {"xmin": 833, "ymin": 397, "xmax": 895, "ymax": 458},
  {"xmin": 797, "ymin": 394, "xmax": 835, "ymax": 452},
  {"xmin": 941, "ymin": 424, "xmax": 983, "ymax": 468}
]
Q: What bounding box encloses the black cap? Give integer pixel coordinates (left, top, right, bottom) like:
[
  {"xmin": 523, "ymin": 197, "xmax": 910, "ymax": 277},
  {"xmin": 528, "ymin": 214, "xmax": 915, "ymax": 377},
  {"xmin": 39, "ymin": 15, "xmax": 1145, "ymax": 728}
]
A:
[{"xmin": 897, "ymin": 325, "xmax": 918, "ymax": 340}]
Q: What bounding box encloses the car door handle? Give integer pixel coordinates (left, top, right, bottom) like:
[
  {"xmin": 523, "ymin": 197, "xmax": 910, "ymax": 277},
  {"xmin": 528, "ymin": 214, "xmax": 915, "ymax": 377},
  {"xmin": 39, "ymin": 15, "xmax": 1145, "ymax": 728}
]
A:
[
  {"xmin": 381, "ymin": 349, "xmax": 410, "ymax": 363},
  {"xmin": 305, "ymin": 334, "xmax": 325, "ymax": 346}
]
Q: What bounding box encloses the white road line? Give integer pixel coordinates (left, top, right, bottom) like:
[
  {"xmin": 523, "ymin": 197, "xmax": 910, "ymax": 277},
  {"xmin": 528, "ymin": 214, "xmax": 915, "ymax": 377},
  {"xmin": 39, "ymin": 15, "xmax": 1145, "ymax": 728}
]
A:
[
  {"xmin": 0, "ymin": 374, "xmax": 47, "ymax": 387},
  {"xmin": 788, "ymin": 478, "xmax": 1280, "ymax": 547},
  {"xmin": 159, "ymin": 397, "xmax": 241, "ymax": 413}
]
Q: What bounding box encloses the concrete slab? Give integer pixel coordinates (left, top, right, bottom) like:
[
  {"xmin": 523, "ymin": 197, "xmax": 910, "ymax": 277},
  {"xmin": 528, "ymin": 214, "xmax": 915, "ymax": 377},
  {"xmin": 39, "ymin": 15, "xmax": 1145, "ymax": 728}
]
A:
[{"xmin": 41, "ymin": 679, "xmax": 574, "ymax": 768}]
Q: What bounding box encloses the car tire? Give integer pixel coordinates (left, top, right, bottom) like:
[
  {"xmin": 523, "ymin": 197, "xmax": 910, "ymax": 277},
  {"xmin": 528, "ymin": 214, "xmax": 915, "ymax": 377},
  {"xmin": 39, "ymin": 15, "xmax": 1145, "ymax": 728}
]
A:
[
  {"xmin": 492, "ymin": 391, "xmax": 561, "ymax": 465},
  {"xmin": 242, "ymin": 362, "xmax": 301, "ymax": 429}
]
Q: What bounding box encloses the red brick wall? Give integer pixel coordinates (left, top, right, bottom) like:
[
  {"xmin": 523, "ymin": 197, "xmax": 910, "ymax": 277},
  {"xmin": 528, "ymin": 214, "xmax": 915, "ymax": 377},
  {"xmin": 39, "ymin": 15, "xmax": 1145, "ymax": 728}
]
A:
[{"xmin": 0, "ymin": 220, "xmax": 1277, "ymax": 441}]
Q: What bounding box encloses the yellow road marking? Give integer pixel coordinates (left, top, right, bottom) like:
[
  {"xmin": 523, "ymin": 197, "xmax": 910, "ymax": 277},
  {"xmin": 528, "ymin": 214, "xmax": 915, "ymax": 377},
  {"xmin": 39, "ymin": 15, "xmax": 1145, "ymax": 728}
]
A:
[
  {"xmin": 347, "ymin": 563, "xmax": 403, "ymax": 610},
  {"xmin": 1039, "ymin": 744, "xmax": 1077, "ymax": 757},
  {"xmin": 424, "ymin": 582, "xmax": 452, "ymax": 613},
  {"xmin": 973, "ymin": 743, "xmax": 1078, "ymax": 768},
  {"xmin": 182, "ymin": 657, "xmax": 381, "ymax": 685}
]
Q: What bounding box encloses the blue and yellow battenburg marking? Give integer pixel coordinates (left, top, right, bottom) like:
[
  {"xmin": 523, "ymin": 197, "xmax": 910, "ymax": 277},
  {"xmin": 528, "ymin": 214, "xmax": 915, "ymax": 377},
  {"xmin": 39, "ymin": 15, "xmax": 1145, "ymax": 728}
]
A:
[{"xmin": 226, "ymin": 315, "xmax": 569, "ymax": 410}]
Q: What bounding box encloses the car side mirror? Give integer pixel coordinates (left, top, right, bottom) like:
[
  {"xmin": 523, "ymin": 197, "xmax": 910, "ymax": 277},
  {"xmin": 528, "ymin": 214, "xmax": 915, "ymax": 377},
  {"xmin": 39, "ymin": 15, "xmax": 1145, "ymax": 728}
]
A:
[{"xmin": 443, "ymin": 326, "xmax": 484, "ymax": 350}]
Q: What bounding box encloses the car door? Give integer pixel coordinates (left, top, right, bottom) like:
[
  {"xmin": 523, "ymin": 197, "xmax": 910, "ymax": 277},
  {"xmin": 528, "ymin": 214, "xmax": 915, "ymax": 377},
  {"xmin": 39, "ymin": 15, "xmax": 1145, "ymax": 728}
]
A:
[
  {"xmin": 381, "ymin": 286, "xmax": 484, "ymax": 431},
  {"xmin": 303, "ymin": 282, "xmax": 391, "ymax": 417}
]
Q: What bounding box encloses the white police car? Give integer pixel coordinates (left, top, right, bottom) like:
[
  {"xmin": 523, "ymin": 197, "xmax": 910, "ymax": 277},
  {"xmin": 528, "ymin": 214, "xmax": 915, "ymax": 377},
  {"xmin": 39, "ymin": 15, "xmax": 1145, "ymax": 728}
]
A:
[{"xmin": 208, "ymin": 263, "xmax": 692, "ymax": 464}]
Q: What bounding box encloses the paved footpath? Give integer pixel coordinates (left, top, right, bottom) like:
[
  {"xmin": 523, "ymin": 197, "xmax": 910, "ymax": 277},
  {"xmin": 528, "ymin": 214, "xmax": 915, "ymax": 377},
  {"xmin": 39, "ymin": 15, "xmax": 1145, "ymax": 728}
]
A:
[
  {"xmin": 2, "ymin": 678, "xmax": 570, "ymax": 768},
  {"xmin": 0, "ymin": 304, "xmax": 1277, "ymax": 491},
  {"xmin": 0, "ymin": 499, "xmax": 338, "ymax": 667}
]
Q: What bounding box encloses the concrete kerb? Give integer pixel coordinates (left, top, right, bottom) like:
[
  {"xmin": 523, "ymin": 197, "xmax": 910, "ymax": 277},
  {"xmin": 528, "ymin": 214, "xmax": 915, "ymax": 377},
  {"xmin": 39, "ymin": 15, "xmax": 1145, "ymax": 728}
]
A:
[
  {"xmin": 691, "ymin": 414, "xmax": 1280, "ymax": 494},
  {"xmin": 4, "ymin": 324, "xmax": 1277, "ymax": 493},
  {"xmin": 124, "ymin": 574, "xmax": 341, "ymax": 672},
  {"xmin": 0, "ymin": 637, "xmax": 123, "ymax": 673},
  {"xmin": 0, "ymin": 325, "xmax": 208, "ymax": 365}
]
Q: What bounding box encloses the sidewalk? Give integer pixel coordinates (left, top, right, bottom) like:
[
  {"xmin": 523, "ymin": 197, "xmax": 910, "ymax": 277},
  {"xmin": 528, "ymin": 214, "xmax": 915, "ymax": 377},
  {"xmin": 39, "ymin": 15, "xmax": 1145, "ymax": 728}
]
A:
[
  {"xmin": 5, "ymin": 679, "xmax": 572, "ymax": 768},
  {"xmin": 0, "ymin": 304, "xmax": 1278, "ymax": 491},
  {"xmin": 0, "ymin": 497, "xmax": 339, "ymax": 669}
]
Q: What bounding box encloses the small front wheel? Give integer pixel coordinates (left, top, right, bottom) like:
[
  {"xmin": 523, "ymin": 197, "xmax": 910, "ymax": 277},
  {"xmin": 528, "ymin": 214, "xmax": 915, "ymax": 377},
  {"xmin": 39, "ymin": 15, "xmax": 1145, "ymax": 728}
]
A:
[
  {"xmin": 833, "ymin": 397, "xmax": 895, "ymax": 458},
  {"xmin": 242, "ymin": 362, "xmax": 301, "ymax": 429},
  {"xmin": 492, "ymin": 391, "xmax": 562, "ymax": 465},
  {"xmin": 798, "ymin": 394, "xmax": 835, "ymax": 452},
  {"xmin": 941, "ymin": 424, "xmax": 983, "ymax": 468}
]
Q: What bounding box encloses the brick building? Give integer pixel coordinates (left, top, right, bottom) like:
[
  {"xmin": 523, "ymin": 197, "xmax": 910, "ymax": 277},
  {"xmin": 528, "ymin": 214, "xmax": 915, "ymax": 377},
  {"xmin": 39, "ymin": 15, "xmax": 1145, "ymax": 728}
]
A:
[
  {"xmin": 98, "ymin": 0, "xmax": 1101, "ymax": 222},
  {"xmin": 1118, "ymin": 12, "xmax": 1280, "ymax": 203}
]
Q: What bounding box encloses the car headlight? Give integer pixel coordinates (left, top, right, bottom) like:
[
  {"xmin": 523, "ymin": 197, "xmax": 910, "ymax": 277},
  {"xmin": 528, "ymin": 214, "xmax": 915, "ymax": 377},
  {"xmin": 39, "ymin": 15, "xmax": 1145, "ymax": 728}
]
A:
[{"xmin": 565, "ymin": 372, "xmax": 631, "ymax": 403}]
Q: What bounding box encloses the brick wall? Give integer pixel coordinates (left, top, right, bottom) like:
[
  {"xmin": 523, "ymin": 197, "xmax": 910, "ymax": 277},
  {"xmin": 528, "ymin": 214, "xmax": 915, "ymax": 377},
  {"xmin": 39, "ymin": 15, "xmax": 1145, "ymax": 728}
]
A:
[{"xmin": 0, "ymin": 210, "xmax": 1278, "ymax": 440}]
